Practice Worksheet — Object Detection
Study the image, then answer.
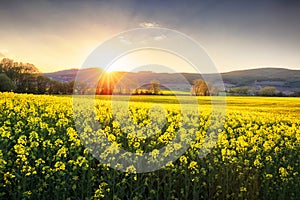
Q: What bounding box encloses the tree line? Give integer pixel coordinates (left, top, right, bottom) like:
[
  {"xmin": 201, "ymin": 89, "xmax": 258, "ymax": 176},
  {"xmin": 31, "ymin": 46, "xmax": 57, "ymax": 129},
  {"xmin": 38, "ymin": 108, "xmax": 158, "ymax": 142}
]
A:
[
  {"xmin": 1, "ymin": 57, "xmax": 299, "ymax": 96},
  {"xmin": 0, "ymin": 58, "xmax": 74, "ymax": 94},
  {"xmin": 191, "ymin": 80, "xmax": 300, "ymax": 97},
  {"xmin": 227, "ymin": 86, "xmax": 300, "ymax": 97},
  {"xmin": 0, "ymin": 59, "xmax": 219, "ymax": 96}
]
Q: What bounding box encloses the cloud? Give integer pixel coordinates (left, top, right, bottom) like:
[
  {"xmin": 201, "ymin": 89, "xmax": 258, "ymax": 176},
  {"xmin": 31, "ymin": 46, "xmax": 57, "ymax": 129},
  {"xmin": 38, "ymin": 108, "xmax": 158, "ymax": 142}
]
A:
[
  {"xmin": 139, "ymin": 21, "xmax": 160, "ymax": 28},
  {"xmin": 154, "ymin": 34, "xmax": 166, "ymax": 41},
  {"xmin": 0, "ymin": 49, "xmax": 9, "ymax": 58}
]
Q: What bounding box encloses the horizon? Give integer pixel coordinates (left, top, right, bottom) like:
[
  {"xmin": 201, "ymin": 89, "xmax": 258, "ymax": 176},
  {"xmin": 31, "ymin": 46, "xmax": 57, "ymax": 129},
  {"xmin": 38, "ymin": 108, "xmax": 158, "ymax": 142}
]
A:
[
  {"xmin": 44, "ymin": 65, "xmax": 300, "ymax": 75},
  {"xmin": 1, "ymin": 55, "xmax": 298, "ymax": 74}
]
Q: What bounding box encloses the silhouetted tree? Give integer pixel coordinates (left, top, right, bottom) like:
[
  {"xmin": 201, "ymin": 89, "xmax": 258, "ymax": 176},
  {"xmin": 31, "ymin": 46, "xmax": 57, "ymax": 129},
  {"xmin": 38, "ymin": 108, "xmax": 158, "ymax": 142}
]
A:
[
  {"xmin": 36, "ymin": 75, "xmax": 51, "ymax": 94},
  {"xmin": 292, "ymin": 91, "xmax": 300, "ymax": 97},
  {"xmin": 0, "ymin": 73, "xmax": 16, "ymax": 92},
  {"xmin": 0, "ymin": 58, "xmax": 41, "ymax": 93},
  {"xmin": 67, "ymin": 81, "xmax": 75, "ymax": 94}
]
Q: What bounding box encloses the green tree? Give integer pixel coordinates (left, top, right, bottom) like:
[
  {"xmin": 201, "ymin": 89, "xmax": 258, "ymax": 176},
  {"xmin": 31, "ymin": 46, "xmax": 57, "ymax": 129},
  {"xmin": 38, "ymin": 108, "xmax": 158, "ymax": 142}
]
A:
[
  {"xmin": 150, "ymin": 80, "xmax": 161, "ymax": 95},
  {"xmin": 37, "ymin": 75, "xmax": 51, "ymax": 94},
  {"xmin": 229, "ymin": 87, "xmax": 249, "ymax": 95},
  {"xmin": 67, "ymin": 81, "xmax": 75, "ymax": 94},
  {"xmin": 0, "ymin": 73, "xmax": 16, "ymax": 92},
  {"xmin": 74, "ymin": 81, "xmax": 89, "ymax": 95},
  {"xmin": 292, "ymin": 91, "xmax": 300, "ymax": 97},
  {"xmin": 258, "ymin": 86, "xmax": 276, "ymax": 96},
  {"xmin": 0, "ymin": 58, "xmax": 40, "ymax": 93}
]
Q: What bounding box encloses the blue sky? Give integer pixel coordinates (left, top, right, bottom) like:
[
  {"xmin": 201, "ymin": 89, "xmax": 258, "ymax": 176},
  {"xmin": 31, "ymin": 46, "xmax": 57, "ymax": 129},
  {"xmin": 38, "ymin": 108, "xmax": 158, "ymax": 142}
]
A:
[{"xmin": 0, "ymin": 0, "xmax": 299, "ymax": 72}]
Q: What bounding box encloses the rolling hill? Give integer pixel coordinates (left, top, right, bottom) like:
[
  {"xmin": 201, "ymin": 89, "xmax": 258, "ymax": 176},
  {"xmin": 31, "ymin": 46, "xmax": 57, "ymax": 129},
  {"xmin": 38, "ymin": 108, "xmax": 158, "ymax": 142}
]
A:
[{"xmin": 44, "ymin": 68, "xmax": 300, "ymax": 94}]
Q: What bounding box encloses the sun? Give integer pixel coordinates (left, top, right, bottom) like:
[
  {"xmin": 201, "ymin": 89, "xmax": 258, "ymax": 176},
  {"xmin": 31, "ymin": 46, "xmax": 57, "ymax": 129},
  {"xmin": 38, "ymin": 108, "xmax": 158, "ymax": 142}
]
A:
[
  {"xmin": 96, "ymin": 70, "xmax": 123, "ymax": 95},
  {"xmin": 104, "ymin": 67, "xmax": 118, "ymax": 73},
  {"xmin": 104, "ymin": 70, "xmax": 113, "ymax": 74}
]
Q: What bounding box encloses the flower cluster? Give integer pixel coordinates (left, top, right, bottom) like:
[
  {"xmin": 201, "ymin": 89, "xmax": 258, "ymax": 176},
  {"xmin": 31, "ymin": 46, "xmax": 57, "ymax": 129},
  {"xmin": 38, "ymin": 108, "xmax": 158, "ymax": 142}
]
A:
[{"xmin": 0, "ymin": 93, "xmax": 300, "ymax": 199}]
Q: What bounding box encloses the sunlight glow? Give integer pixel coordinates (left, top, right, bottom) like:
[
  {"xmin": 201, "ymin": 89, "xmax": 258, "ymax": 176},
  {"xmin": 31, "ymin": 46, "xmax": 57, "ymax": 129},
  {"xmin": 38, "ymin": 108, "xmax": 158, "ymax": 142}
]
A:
[{"xmin": 106, "ymin": 49, "xmax": 198, "ymax": 73}]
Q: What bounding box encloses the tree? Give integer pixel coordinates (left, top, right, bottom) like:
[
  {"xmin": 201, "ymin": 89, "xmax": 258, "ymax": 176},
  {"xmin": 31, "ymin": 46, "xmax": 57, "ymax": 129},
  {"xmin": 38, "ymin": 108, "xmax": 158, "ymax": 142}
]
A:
[
  {"xmin": 0, "ymin": 58, "xmax": 40, "ymax": 93},
  {"xmin": 0, "ymin": 73, "xmax": 16, "ymax": 92},
  {"xmin": 48, "ymin": 80, "xmax": 61, "ymax": 94},
  {"xmin": 17, "ymin": 73, "xmax": 38, "ymax": 93},
  {"xmin": 74, "ymin": 81, "xmax": 89, "ymax": 95},
  {"xmin": 292, "ymin": 91, "xmax": 300, "ymax": 97},
  {"xmin": 150, "ymin": 80, "xmax": 161, "ymax": 95},
  {"xmin": 0, "ymin": 57, "xmax": 78, "ymax": 94},
  {"xmin": 207, "ymin": 82, "xmax": 219, "ymax": 96},
  {"xmin": 229, "ymin": 87, "xmax": 249, "ymax": 96},
  {"xmin": 258, "ymin": 86, "xmax": 276, "ymax": 96},
  {"xmin": 191, "ymin": 79, "xmax": 209, "ymax": 96},
  {"xmin": 0, "ymin": 58, "xmax": 39, "ymax": 87},
  {"xmin": 67, "ymin": 81, "xmax": 75, "ymax": 94},
  {"xmin": 37, "ymin": 75, "xmax": 51, "ymax": 94}
]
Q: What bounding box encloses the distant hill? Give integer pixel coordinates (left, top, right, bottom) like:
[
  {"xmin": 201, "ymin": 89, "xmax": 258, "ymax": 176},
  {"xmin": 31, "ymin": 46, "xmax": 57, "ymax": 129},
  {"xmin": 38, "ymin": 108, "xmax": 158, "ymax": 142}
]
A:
[
  {"xmin": 45, "ymin": 68, "xmax": 103, "ymax": 83},
  {"xmin": 221, "ymin": 68, "xmax": 300, "ymax": 94},
  {"xmin": 44, "ymin": 67, "xmax": 300, "ymax": 94}
]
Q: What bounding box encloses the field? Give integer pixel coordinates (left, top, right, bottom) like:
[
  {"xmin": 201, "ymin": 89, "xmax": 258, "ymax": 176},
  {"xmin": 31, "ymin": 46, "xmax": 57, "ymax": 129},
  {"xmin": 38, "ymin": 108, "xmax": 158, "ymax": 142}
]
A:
[{"xmin": 1, "ymin": 92, "xmax": 300, "ymax": 199}]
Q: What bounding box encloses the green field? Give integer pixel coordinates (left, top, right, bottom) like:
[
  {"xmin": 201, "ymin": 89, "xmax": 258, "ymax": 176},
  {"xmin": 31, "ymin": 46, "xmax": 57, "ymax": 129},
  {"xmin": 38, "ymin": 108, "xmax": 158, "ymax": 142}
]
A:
[{"xmin": 1, "ymin": 93, "xmax": 300, "ymax": 199}]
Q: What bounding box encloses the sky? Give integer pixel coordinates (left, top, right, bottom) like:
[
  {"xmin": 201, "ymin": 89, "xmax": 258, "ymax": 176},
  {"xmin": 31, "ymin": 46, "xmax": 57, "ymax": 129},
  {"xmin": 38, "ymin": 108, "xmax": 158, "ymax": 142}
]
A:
[{"xmin": 0, "ymin": 0, "xmax": 300, "ymax": 73}]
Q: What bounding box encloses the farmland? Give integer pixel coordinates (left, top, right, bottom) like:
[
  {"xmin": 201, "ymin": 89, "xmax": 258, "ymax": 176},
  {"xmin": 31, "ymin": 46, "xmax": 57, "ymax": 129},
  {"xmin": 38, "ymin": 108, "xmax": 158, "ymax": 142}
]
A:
[{"xmin": 0, "ymin": 92, "xmax": 300, "ymax": 199}]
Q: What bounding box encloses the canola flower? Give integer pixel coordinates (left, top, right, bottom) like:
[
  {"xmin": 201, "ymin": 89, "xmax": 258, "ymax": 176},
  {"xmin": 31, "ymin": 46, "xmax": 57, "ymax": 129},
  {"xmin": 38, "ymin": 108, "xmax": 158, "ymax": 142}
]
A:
[{"xmin": 0, "ymin": 92, "xmax": 300, "ymax": 199}]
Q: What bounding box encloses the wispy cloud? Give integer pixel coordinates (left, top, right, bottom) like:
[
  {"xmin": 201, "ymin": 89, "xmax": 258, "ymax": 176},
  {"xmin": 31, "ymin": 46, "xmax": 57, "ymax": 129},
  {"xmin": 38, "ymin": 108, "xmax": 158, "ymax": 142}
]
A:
[
  {"xmin": 0, "ymin": 49, "xmax": 9, "ymax": 58},
  {"xmin": 119, "ymin": 36, "xmax": 132, "ymax": 45},
  {"xmin": 139, "ymin": 21, "xmax": 160, "ymax": 28},
  {"xmin": 154, "ymin": 34, "xmax": 166, "ymax": 41}
]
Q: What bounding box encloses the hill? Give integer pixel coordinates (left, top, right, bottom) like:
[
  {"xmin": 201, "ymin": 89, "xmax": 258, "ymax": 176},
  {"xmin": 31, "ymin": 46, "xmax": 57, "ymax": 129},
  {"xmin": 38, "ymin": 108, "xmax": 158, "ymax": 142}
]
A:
[
  {"xmin": 44, "ymin": 67, "xmax": 300, "ymax": 94},
  {"xmin": 222, "ymin": 68, "xmax": 300, "ymax": 86},
  {"xmin": 45, "ymin": 68, "xmax": 103, "ymax": 83}
]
